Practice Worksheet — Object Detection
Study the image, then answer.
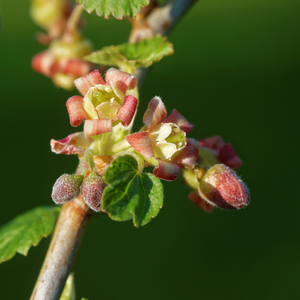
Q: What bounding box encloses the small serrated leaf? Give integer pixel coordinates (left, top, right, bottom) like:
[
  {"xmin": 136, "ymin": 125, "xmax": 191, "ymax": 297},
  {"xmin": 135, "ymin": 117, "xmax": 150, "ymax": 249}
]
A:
[
  {"xmin": 76, "ymin": 0, "xmax": 149, "ymax": 20},
  {"xmin": 0, "ymin": 206, "xmax": 61, "ymax": 264},
  {"xmin": 85, "ymin": 35, "xmax": 174, "ymax": 70},
  {"xmin": 102, "ymin": 155, "xmax": 163, "ymax": 227}
]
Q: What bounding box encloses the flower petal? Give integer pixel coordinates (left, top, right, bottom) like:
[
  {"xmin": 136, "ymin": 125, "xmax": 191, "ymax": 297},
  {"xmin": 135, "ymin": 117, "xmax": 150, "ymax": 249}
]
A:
[
  {"xmin": 153, "ymin": 159, "xmax": 181, "ymax": 181},
  {"xmin": 83, "ymin": 88, "xmax": 100, "ymax": 120},
  {"xmin": 188, "ymin": 191, "xmax": 214, "ymax": 213},
  {"xmin": 143, "ymin": 96, "xmax": 167, "ymax": 131},
  {"xmin": 172, "ymin": 138, "xmax": 199, "ymax": 168},
  {"xmin": 163, "ymin": 109, "xmax": 193, "ymax": 134},
  {"xmin": 50, "ymin": 132, "xmax": 92, "ymax": 155},
  {"xmin": 74, "ymin": 70, "xmax": 105, "ymax": 96},
  {"xmin": 199, "ymin": 135, "xmax": 223, "ymax": 150},
  {"xmin": 105, "ymin": 68, "xmax": 137, "ymax": 96},
  {"xmin": 218, "ymin": 143, "xmax": 242, "ymax": 170},
  {"xmin": 126, "ymin": 132, "xmax": 154, "ymax": 159},
  {"xmin": 149, "ymin": 123, "xmax": 172, "ymax": 142},
  {"xmin": 116, "ymin": 95, "xmax": 138, "ymax": 127},
  {"xmin": 61, "ymin": 59, "xmax": 91, "ymax": 77},
  {"xmin": 96, "ymin": 99, "xmax": 121, "ymax": 120},
  {"xmin": 32, "ymin": 51, "xmax": 53, "ymax": 77},
  {"xmin": 153, "ymin": 142, "xmax": 177, "ymax": 160},
  {"xmin": 66, "ymin": 96, "xmax": 89, "ymax": 126},
  {"xmin": 84, "ymin": 119, "xmax": 112, "ymax": 137}
]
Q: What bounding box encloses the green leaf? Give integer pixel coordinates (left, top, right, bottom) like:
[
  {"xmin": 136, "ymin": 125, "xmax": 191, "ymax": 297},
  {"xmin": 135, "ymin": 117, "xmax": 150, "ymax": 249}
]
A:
[
  {"xmin": 0, "ymin": 206, "xmax": 61, "ymax": 264},
  {"xmin": 85, "ymin": 35, "xmax": 174, "ymax": 70},
  {"xmin": 76, "ymin": 0, "xmax": 149, "ymax": 20},
  {"xmin": 102, "ymin": 155, "xmax": 163, "ymax": 227},
  {"xmin": 60, "ymin": 273, "xmax": 76, "ymax": 300}
]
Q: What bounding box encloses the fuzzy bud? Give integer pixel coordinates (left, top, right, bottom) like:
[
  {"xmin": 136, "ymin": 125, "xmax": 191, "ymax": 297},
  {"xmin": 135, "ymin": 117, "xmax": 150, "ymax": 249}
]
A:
[
  {"xmin": 198, "ymin": 164, "xmax": 250, "ymax": 210},
  {"xmin": 52, "ymin": 174, "xmax": 84, "ymax": 204},
  {"xmin": 81, "ymin": 171, "xmax": 107, "ymax": 212}
]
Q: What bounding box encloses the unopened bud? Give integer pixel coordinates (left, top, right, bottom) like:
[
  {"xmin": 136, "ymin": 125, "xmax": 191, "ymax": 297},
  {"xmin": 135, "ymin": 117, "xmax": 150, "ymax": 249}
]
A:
[
  {"xmin": 81, "ymin": 171, "xmax": 107, "ymax": 212},
  {"xmin": 198, "ymin": 164, "xmax": 250, "ymax": 210},
  {"xmin": 52, "ymin": 174, "xmax": 84, "ymax": 204}
]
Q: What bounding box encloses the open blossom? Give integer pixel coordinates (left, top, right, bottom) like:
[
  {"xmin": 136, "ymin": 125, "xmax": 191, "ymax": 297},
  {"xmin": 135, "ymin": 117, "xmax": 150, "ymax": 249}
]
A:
[
  {"xmin": 66, "ymin": 69, "xmax": 138, "ymax": 138},
  {"xmin": 51, "ymin": 132, "xmax": 113, "ymax": 175},
  {"xmin": 198, "ymin": 135, "xmax": 242, "ymax": 170},
  {"xmin": 32, "ymin": 36, "xmax": 93, "ymax": 90},
  {"xmin": 126, "ymin": 97, "xmax": 199, "ymax": 181}
]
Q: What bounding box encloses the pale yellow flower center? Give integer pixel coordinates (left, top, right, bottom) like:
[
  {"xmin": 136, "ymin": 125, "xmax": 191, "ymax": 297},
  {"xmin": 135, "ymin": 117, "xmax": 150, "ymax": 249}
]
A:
[
  {"xmin": 83, "ymin": 84, "xmax": 123, "ymax": 120},
  {"xmin": 149, "ymin": 123, "xmax": 187, "ymax": 160}
]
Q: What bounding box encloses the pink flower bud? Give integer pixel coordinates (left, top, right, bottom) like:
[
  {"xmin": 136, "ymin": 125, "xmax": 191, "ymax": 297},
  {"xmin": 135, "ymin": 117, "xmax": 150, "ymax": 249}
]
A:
[
  {"xmin": 81, "ymin": 171, "xmax": 107, "ymax": 212},
  {"xmin": 52, "ymin": 174, "xmax": 84, "ymax": 204},
  {"xmin": 198, "ymin": 164, "xmax": 250, "ymax": 210}
]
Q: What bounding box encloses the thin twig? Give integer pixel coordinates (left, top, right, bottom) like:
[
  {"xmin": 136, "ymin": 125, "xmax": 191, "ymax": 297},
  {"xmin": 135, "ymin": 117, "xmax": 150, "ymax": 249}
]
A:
[
  {"xmin": 30, "ymin": 196, "xmax": 92, "ymax": 300},
  {"xmin": 132, "ymin": 0, "xmax": 199, "ymax": 87}
]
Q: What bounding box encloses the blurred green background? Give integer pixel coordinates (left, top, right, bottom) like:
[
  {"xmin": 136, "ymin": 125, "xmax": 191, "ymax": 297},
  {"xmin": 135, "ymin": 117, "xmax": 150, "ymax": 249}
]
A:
[{"xmin": 1, "ymin": 0, "xmax": 299, "ymax": 299}]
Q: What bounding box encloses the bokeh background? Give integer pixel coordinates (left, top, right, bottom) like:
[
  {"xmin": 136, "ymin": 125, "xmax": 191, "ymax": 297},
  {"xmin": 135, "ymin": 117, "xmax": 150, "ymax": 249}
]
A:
[{"xmin": 1, "ymin": 0, "xmax": 300, "ymax": 299}]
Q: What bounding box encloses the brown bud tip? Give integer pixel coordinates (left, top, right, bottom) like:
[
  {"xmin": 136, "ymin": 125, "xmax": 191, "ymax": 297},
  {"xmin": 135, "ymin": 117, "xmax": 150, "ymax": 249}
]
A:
[
  {"xmin": 198, "ymin": 164, "xmax": 250, "ymax": 210},
  {"xmin": 52, "ymin": 174, "xmax": 84, "ymax": 204},
  {"xmin": 82, "ymin": 171, "xmax": 107, "ymax": 212}
]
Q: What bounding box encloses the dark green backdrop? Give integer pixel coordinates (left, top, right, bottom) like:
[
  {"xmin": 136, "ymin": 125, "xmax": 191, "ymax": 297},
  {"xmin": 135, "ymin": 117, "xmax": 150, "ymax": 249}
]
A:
[{"xmin": 1, "ymin": 0, "xmax": 299, "ymax": 299}]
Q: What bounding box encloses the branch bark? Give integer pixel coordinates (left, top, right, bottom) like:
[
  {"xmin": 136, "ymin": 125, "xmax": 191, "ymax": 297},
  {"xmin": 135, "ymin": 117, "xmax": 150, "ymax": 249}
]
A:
[
  {"xmin": 30, "ymin": 196, "xmax": 92, "ymax": 300},
  {"xmin": 132, "ymin": 0, "xmax": 199, "ymax": 87}
]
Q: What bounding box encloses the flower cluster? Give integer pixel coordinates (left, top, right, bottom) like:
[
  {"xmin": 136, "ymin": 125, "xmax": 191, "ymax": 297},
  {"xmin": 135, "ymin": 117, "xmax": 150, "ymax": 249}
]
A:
[{"xmin": 51, "ymin": 68, "xmax": 250, "ymax": 215}]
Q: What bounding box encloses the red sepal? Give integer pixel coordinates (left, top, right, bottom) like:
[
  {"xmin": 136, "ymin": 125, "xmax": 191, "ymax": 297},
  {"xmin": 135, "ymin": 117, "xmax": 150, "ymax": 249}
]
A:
[
  {"xmin": 164, "ymin": 109, "xmax": 193, "ymax": 134},
  {"xmin": 188, "ymin": 191, "xmax": 214, "ymax": 213},
  {"xmin": 173, "ymin": 138, "xmax": 199, "ymax": 168},
  {"xmin": 126, "ymin": 132, "xmax": 154, "ymax": 159},
  {"xmin": 117, "ymin": 95, "xmax": 138, "ymax": 127},
  {"xmin": 218, "ymin": 143, "xmax": 242, "ymax": 170},
  {"xmin": 153, "ymin": 159, "xmax": 181, "ymax": 181},
  {"xmin": 74, "ymin": 70, "xmax": 105, "ymax": 96},
  {"xmin": 66, "ymin": 96, "xmax": 89, "ymax": 126},
  {"xmin": 84, "ymin": 119, "xmax": 112, "ymax": 137}
]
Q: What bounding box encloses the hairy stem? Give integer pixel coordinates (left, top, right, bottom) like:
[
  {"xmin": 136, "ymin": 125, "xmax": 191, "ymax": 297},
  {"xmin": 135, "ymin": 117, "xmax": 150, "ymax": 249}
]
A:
[{"xmin": 30, "ymin": 196, "xmax": 92, "ymax": 300}]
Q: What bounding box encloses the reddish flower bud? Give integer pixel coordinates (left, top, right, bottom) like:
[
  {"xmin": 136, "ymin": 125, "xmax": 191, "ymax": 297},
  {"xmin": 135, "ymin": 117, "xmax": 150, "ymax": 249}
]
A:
[
  {"xmin": 52, "ymin": 174, "xmax": 84, "ymax": 204},
  {"xmin": 81, "ymin": 171, "xmax": 107, "ymax": 212},
  {"xmin": 198, "ymin": 164, "xmax": 250, "ymax": 210}
]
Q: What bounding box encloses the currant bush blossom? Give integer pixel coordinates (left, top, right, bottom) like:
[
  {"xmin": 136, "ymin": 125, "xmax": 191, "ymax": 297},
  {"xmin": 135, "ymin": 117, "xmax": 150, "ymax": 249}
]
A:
[
  {"xmin": 66, "ymin": 69, "xmax": 138, "ymax": 137},
  {"xmin": 126, "ymin": 97, "xmax": 199, "ymax": 181},
  {"xmin": 198, "ymin": 135, "xmax": 242, "ymax": 169},
  {"xmin": 32, "ymin": 35, "xmax": 93, "ymax": 90}
]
